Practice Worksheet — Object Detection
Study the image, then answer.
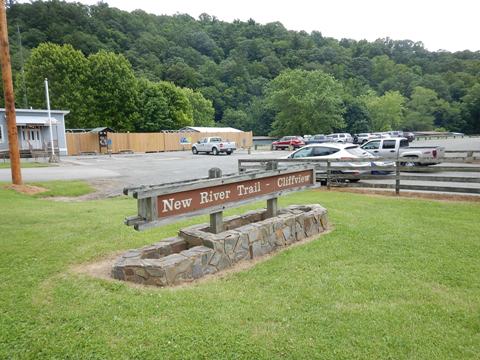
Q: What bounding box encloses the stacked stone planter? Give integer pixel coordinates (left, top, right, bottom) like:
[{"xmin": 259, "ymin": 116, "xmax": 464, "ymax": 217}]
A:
[{"xmin": 112, "ymin": 204, "xmax": 328, "ymax": 286}]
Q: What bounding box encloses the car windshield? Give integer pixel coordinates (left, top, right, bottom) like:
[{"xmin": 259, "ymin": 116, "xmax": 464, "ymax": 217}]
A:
[
  {"xmin": 345, "ymin": 146, "xmax": 370, "ymax": 157},
  {"xmin": 359, "ymin": 133, "xmax": 368, "ymax": 137},
  {"xmin": 291, "ymin": 147, "xmax": 313, "ymax": 158}
]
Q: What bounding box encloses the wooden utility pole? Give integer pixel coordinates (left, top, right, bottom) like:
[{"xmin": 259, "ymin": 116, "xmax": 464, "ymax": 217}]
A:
[{"xmin": 0, "ymin": 0, "xmax": 22, "ymax": 184}]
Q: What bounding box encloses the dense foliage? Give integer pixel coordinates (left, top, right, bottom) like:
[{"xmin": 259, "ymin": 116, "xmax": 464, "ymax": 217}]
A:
[{"xmin": 3, "ymin": 0, "xmax": 480, "ymax": 134}]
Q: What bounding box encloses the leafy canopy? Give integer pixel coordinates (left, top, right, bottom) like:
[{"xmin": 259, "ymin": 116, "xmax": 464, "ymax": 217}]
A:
[{"xmin": 266, "ymin": 69, "xmax": 345, "ymax": 136}]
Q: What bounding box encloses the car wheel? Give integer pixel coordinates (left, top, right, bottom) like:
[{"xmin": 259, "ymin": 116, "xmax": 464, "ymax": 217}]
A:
[
  {"xmin": 192, "ymin": 147, "xmax": 198, "ymax": 155},
  {"xmin": 212, "ymin": 147, "xmax": 219, "ymax": 155},
  {"xmin": 400, "ymin": 158, "xmax": 417, "ymax": 167},
  {"xmin": 226, "ymin": 150, "xmax": 232, "ymax": 155}
]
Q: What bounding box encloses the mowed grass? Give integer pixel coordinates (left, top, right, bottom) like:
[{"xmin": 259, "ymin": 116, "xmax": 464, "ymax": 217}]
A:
[
  {"xmin": 0, "ymin": 183, "xmax": 479, "ymax": 359},
  {"xmin": 31, "ymin": 180, "xmax": 94, "ymax": 197},
  {"xmin": 0, "ymin": 161, "xmax": 56, "ymax": 169}
]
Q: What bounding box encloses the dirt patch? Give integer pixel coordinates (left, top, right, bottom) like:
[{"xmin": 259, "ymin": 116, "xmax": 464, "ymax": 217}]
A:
[
  {"xmin": 71, "ymin": 228, "xmax": 333, "ymax": 290},
  {"xmin": 323, "ymin": 187, "xmax": 480, "ymax": 203},
  {"xmin": 4, "ymin": 184, "xmax": 49, "ymax": 195}
]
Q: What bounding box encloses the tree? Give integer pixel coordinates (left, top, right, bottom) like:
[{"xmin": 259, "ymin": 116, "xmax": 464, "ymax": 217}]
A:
[
  {"xmin": 136, "ymin": 79, "xmax": 193, "ymax": 131},
  {"xmin": 403, "ymin": 86, "xmax": 440, "ymax": 131},
  {"xmin": 87, "ymin": 51, "xmax": 139, "ymax": 130},
  {"xmin": 364, "ymin": 91, "xmax": 406, "ymax": 131},
  {"xmin": 182, "ymin": 88, "xmax": 215, "ymax": 126},
  {"xmin": 461, "ymin": 84, "xmax": 480, "ymax": 134},
  {"xmin": 23, "ymin": 43, "xmax": 90, "ymax": 128},
  {"xmin": 6, "ymin": 1, "xmax": 480, "ymax": 135},
  {"xmin": 265, "ymin": 69, "xmax": 345, "ymax": 136},
  {"xmin": 221, "ymin": 108, "xmax": 250, "ymax": 130}
]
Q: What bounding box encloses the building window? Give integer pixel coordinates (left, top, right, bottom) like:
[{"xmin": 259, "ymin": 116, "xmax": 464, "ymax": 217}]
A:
[{"xmin": 0, "ymin": 125, "xmax": 3, "ymax": 143}]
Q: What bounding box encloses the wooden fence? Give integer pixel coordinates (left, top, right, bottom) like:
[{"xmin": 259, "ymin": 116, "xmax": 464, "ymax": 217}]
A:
[
  {"xmin": 66, "ymin": 131, "xmax": 253, "ymax": 155},
  {"xmin": 238, "ymin": 156, "xmax": 480, "ymax": 195}
]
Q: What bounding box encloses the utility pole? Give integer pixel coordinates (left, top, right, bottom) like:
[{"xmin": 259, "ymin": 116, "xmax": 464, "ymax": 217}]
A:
[
  {"xmin": 16, "ymin": 24, "xmax": 27, "ymax": 108},
  {"xmin": 0, "ymin": 0, "xmax": 22, "ymax": 184}
]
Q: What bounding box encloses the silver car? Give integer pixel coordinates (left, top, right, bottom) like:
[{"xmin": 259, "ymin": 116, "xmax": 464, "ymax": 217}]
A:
[{"xmin": 327, "ymin": 133, "xmax": 353, "ymax": 143}]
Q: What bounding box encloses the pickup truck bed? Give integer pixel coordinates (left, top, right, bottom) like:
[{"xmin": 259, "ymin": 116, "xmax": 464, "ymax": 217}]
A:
[{"xmin": 361, "ymin": 138, "xmax": 445, "ymax": 165}]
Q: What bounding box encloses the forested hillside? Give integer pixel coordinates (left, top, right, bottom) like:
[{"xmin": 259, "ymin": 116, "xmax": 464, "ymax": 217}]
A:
[{"xmin": 3, "ymin": 0, "xmax": 480, "ymax": 134}]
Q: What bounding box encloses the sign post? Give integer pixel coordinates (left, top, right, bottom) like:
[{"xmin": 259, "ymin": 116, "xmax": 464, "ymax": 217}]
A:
[
  {"xmin": 124, "ymin": 166, "xmax": 318, "ymax": 231},
  {"xmin": 266, "ymin": 161, "xmax": 278, "ymax": 218},
  {"xmin": 208, "ymin": 167, "xmax": 223, "ymax": 234}
]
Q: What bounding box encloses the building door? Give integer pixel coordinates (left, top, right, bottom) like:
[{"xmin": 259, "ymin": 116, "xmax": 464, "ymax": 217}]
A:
[{"xmin": 20, "ymin": 127, "xmax": 42, "ymax": 150}]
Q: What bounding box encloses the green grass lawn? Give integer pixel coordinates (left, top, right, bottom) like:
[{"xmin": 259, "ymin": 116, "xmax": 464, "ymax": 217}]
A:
[
  {"xmin": 0, "ymin": 183, "xmax": 479, "ymax": 359},
  {"xmin": 0, "ymin": 161, "xmax": 56, "ymax": 169}
]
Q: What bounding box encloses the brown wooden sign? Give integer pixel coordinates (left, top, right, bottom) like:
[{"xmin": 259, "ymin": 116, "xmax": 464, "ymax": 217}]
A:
[
  {"xmin": 125, "ymin": 167, "xmax": 317, "ymax": 231},
  {"xmin": 157, "ymin": 170, "xmax": 313, "ymax": 218}
]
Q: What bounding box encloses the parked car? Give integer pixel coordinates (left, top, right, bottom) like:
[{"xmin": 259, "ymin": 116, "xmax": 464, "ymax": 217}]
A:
[
  {"xmin": 271, "ymin": 136, "xmax": 305, "ymax": 150},
  {"xmin": 192, "ymin": 137, "xmax": 236, "ymax": 155},
  {"xmin": 361, "ymin": 137, "xmax": 445, "ymax": 165},
  {"xmin": 305, "ymin": 134, "xmax": 332, "ymax": 145},
  {"xmin": 285, "ymin": 143, "xmax": 391, "ymax": 183},
  {"xmin": 388, "ymin": 130, "xmax": 404, "ymax": 137},
  {"xmin": 356, "ymin": 133, "xmax": 379, "ymax": 144},
  {"xmin": 327, "ymin": 133, "xmax": 353, "ymax": 143},
  {"xmin": 404, "ymin": 132, "xmax": 415, "ymax": 142},
  {"xmin": 372, "ymin": 132, "xmax": 391, "ymax": 139}
]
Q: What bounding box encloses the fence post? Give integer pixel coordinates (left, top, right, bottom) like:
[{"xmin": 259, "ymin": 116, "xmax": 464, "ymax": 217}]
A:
[
  {"xmin": 326, "ymin": 160, "xmax": 331, "ymax": 190},
  {"xmin": 266, "ymin": 161, "xmax": 278, "ymax": 218},
  {"xmin": 466, "ymin": 151, "xmax": 473, "ymax": 163},
  {"xmin": 208, "ymin": 168, "xmax": 223, "ymax": 234},
  {"xmin": 395, "ymin": 160, "xmax": 400, "ymax": 195}
]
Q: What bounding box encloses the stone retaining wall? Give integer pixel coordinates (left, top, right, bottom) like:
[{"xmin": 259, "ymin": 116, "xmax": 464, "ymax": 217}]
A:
[{"xmin": 112, "ymin": 204, "xmax": 328, "ymax": 286}]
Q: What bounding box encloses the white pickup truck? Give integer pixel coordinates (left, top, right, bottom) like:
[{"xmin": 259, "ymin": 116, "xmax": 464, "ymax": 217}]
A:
[
  {"xmin": 192, "ymin": 137, "xmax": 236, "ymax": 155},
  {"xmin": 361, "ymin": 137, "xmax": 445, "ymax": 165}
]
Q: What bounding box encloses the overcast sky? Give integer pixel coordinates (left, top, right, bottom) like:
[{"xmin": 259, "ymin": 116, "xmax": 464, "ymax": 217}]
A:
[{"xmin": 32, "ymin": 0, "xmax": 480, "ymax": 52}]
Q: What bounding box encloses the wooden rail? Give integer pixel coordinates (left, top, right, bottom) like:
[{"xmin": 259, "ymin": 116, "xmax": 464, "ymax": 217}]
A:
[{"xmin": 238, "ymin": 157, "xmax": 480, "ymax": 195}]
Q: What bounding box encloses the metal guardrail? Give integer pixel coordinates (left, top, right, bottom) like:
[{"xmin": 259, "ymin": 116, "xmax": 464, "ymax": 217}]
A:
[{"xmin": 238, "ymin": 157, "xmax": 480, "ymax": 195}]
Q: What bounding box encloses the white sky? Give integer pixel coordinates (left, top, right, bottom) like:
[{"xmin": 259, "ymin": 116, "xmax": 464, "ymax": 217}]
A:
[{"xmin": 24, "ymin": 0, "xmax": 480, "ymax": 52}]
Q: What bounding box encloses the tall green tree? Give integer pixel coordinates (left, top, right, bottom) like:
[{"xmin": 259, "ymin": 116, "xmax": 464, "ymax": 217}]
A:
[
  {"xmin": 221, "ymin": 108, "xmax": 250, "ymax": 130},
  {"xmin": 182, "ymin": 88, "xmax": 215, "ymax": 126},
  {"xmin": 266, "ymin": 69, "xmax": 345, "ymax": 136},
  {"xmin": 364, "ymin": 91, "xmax": 406, "ymax": 131},
  {"xmin": 87, "ymin": 51, "xmax": 140, "ymax": 130},
  {"xmin": 24, "ymin": 43, "xmax": 90, "ymax": 128},
  {"xmin": 403, "ymin": 86, "xmax": 440, "ymax": 131},
  {"xmin": 461, "ymin": 84, "xmax": 480, "ymax": 134},
  {"xmin": 136, "ymin": 79, "xmax": 193, "ymax": 131}
]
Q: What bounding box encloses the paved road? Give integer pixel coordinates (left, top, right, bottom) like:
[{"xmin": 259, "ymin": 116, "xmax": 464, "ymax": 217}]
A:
[
  {"xmin": 1, "ymin": 137, "xmax": 478, "ymax": 196},
  {"xmin": 0, "ymin": 149, "xmax": 279, "ymax": 195}
]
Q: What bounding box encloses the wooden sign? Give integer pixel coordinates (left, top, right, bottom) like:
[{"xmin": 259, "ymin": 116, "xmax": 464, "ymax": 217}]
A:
[{"xmin": 125, "ymin": 167, "xmax": 317, "ymax": 231}]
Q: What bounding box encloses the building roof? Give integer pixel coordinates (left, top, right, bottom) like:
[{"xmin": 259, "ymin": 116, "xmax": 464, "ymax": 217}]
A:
[
  {"xmin": 180, "ymin": 126, "xmax": 243, "ymax": 133},
  {"xmin": 0, "ymin": 108, "xmax": 70, "ymax": 115},
  {"xmin": 16, "ymin": 116, "xmax": 58, "ymax": 125},
  {"xmin": 90, "ymin": 127, "xmax": 114, "ymax": 133}
]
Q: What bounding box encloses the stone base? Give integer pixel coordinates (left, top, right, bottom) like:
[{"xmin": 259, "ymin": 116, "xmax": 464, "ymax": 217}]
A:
[{"xmin": 112, "ymin": 204, "xmax": 328, "ymax": 286}]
